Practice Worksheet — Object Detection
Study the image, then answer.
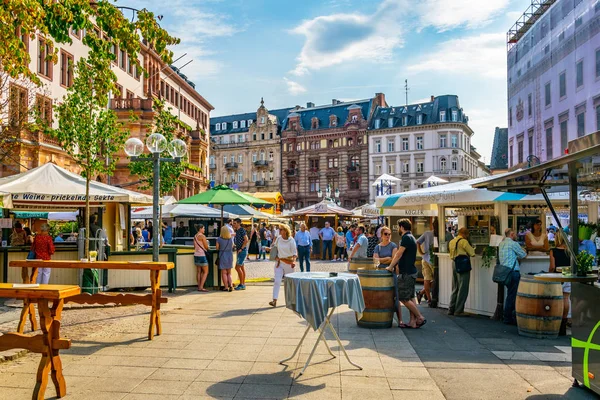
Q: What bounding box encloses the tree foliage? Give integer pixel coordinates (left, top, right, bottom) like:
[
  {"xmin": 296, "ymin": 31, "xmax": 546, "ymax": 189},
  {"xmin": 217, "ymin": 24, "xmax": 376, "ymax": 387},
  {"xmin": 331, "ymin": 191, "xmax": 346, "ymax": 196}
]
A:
[
  {"xmin": 0, "ymin": 0, "xmax": 180, "ymax": 85},
  {"xmin": 129, "ymin": 98, "xmax": 186, "ymax": 196}
]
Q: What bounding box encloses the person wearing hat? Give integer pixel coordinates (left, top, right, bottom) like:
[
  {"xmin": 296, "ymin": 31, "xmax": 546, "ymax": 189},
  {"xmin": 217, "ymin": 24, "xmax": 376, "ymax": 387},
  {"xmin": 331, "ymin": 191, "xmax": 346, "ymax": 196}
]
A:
[{"xmin": 32, "ymin": 223, "xmax": 55, "ymax": 284}]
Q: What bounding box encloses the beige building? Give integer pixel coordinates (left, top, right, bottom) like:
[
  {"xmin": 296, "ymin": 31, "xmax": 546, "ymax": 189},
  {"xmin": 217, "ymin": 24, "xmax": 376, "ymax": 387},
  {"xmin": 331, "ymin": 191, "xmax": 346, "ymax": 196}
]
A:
[
  {"xmin": 209, "ymin": 99, "xmax": 291, "ymax": 192},
  {"xmin": 1, "ymin": 26, "xmax": 212, "ymax": 200}
]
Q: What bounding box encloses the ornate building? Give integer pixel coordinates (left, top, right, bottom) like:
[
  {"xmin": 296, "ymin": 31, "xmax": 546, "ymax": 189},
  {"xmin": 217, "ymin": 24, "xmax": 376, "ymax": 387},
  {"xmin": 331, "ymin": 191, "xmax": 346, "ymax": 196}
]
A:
[
  {"xmin": 1, "ymin": 29, "xmax": 212, "ymax": 200},
  {"xmin": 281, "ymin": 95, "xmax": 385, "ymax": 210},
  {"xmin": 209, "ymin": 99, "xmax": 291, "ymax": 193}
]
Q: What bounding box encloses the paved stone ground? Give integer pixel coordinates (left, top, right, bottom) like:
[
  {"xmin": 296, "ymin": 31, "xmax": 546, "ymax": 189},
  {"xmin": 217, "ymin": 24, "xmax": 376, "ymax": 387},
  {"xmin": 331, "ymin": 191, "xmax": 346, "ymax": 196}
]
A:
[{"xmin": 0, "ymin": 282, "xmax": 597, "ymax": 399}]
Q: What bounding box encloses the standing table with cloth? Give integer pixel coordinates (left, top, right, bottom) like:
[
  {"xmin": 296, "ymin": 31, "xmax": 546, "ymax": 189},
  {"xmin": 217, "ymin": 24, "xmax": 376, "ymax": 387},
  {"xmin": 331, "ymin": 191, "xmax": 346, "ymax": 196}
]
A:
[{"xmin": 280, "ymin": 272, "xmax": 365, "ymax": 376}]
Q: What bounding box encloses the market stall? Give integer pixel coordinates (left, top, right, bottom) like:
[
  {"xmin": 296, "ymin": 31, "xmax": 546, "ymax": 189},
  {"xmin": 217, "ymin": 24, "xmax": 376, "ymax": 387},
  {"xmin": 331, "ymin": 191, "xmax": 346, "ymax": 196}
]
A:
[
  {"xmin": 473, "ymin": 132, "xmax": 600, "ymax": 396},
  {"xmin": 244, "ymin": 191, "xmax": 285, "ymax": 214},
  {"xmin": 289, "ymin": 200, "xmax": 353, "ymax": 229},
  {"xmin": 376, "ymin": 174, "xmax": 585, "ymax": 316}
]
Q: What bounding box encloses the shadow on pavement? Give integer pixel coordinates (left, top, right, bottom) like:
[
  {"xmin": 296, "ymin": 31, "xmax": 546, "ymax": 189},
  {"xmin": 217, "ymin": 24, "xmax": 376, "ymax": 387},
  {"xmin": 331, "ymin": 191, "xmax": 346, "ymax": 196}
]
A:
[{"xmin": 206, "ymin": 371, "xmax": 324, "ymax": 398}]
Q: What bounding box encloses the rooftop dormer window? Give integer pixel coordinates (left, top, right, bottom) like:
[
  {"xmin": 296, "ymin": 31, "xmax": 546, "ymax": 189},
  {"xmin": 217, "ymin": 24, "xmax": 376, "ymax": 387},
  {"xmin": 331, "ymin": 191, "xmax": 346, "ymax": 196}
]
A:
[
  {"xmin": 439, "ymin": 111, "xmax": 446, "ymax": 122},
  {"xmin": 452, "ymin": 110, "xmax": 458, "ymax": 122},
  {"xmin": 233, "ymin": 121, "xmax": 238, "ymax": 129},
  {"xmin": 402, "ymin": 116, "xmax": 408, "ymax": 126},
  {"xmin": 241, "ymin": 120, "xmax": 246, "ymax": 128},
  {"xmin": 222, "ymin": 122, "xmax": 227, "ymax": 130},
  {"xmin": 311, "ymin": 117, "xmax": 319, "ymax": 129},
  {"xmin": 388, "ymin": 118, "xmax": 394, "ymax": 128},
  {"xmin": 374, "ymin": 119, "xmax": 380, "ymax": 129},
  {"xmin": 216, "ymin": 123, "xmax": 221, "ymax": 130},
  {"xmin": 351, "ymin": 115, "xmax": 358, "ymax": 123},
  {"xmin": 247, "ymin": 119, "xmax": 252, "ymax": 127},
  {"xmin": 416, "ymin": 114, "xmax": 422, "ymax": 125}
]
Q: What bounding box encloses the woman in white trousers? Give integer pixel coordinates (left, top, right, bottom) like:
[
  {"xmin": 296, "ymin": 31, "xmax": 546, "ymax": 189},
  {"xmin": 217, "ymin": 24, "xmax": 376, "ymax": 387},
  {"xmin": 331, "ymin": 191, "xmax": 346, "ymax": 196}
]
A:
[{"xmin": 269, "ymin": 225, "xmax": 297, "ymax": 307}]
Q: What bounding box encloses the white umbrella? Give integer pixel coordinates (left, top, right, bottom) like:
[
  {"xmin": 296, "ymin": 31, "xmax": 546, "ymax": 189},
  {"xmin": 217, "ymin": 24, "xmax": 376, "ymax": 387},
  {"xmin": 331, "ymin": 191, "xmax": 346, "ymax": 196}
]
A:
[{"xmin": 422, "ymin": 175, "xmax": 448, "ymax": 185}]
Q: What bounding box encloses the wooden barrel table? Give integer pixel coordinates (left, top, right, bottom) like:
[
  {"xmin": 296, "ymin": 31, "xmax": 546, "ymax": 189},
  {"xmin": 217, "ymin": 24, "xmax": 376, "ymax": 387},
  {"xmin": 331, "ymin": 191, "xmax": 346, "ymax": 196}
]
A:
[
  {"xmin": 356, "ymin": 268, "xmax": 395, "ymax": 329},
  {"xmin": 515, "ymin": 278, "xmax": 564, "ymax": 339},
  {"xmin": 348, "ymin": 258, "xmax": 375, "ymax": 274}
]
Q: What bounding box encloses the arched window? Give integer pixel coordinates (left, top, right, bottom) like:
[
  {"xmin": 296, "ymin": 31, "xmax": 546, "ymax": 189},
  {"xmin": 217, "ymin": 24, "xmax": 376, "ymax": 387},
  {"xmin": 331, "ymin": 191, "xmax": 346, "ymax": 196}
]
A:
[
  {"xmin": 216, "ymin": 123, "xmax": 221, "ymax": 130},
  {"xmin": 260, "ymin": 151, "xmax": 265, "ymax": 161},
  {"xmin": 440, "ymin": 157, "xmax": 447, "ymax": 171},
  {"xmin": 350, "ymin": 156, "xmax": 359, "ymax": 167}
]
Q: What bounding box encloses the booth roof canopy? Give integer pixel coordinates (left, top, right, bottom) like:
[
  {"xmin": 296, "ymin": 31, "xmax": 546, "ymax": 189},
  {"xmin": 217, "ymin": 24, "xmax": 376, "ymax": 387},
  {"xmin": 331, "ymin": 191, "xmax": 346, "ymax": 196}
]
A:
[
  {"xmin": 0, "ymin": 163, "xmax": 153, "ymax": 209},
  {"xmin": 377, "ymin": 171, "xmax": 572, "ymax": 208},
  {"xmin": 131, "ymin": 203, "xmax": 231, "ymax": 219},
  {"xmin": 244, "ymin": 192, "xmax": 285, "ymax": 205},
  {"xmin": 290, "ymin": 200, "xmax": 353, "ymax": 216}
]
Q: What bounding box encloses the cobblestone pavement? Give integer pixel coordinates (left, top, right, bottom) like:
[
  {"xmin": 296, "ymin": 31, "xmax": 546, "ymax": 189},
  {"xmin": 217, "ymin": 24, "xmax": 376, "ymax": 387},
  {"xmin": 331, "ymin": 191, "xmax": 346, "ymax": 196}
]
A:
[
  {"xmin": 0, "ymin": 283, "xmax": 594, "ymax": 399},
  {"xmin": 244, "ymin": 259, "xmax": 351, "ymax": 281}
]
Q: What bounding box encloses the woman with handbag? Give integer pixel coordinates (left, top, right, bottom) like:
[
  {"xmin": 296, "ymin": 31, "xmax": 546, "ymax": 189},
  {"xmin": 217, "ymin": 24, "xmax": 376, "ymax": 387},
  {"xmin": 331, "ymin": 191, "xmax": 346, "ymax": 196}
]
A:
[
  {"xmin": 194, "ymin": 225, "xmax": 210, "ymax": 292},
  {"xmin": 216, "ymin": 226, "xmax": 235, "ymax": 292},
  {"xmin": 268, "ymin": 225, "xmax": 297, "ymax": 307},
  {"xmin": 32, "ymin": 224, "xmax": 55, "ymax": 284}
]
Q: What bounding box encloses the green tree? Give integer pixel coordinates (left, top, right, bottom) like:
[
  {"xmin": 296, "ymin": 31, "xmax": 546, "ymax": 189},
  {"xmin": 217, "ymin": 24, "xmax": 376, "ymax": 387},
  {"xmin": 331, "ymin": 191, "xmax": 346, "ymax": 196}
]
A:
[
  {"xmin": 129, "ymin": 98, "xmax": 187, "ymax": 196},
  {"xmin": 47, "ymin": 53, "xmax": 128, "ymax": 258},
  {"xmin": 0, "ymin": 1, "xmax": 179, "ymax": 85}
]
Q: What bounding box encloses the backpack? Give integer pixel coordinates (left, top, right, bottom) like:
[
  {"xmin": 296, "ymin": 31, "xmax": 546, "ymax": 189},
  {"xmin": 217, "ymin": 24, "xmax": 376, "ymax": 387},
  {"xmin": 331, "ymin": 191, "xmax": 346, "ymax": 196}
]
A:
[{"xmin": 10, "ymin": 229, "xmax": 25, "ymax": 246}]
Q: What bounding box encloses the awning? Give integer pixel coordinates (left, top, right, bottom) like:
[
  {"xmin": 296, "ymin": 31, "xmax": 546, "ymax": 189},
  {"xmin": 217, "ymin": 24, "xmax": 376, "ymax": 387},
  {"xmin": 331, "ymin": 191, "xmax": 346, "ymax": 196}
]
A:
[
  {"xmin": 245, "ymin": 192, "xmax": 285, "ymax": 205},
  {"xmin": 290, "ymin": 200, "xmax": 353, "ymax": 216},
  {"xmin": 131, "ymin": 204, "xmax": 231, "ymax": 219},
  {"xmin": 0, "ymin": 163, "xmax": 153, "ymax": 210}
]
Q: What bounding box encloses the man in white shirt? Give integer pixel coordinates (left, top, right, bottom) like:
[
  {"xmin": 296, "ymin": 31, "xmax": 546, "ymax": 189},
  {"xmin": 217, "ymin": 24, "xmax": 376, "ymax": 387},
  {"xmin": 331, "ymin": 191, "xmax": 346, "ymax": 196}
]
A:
[{"xmin": 309, "ymin": 224, "xmax": 320, "ymax": 256}]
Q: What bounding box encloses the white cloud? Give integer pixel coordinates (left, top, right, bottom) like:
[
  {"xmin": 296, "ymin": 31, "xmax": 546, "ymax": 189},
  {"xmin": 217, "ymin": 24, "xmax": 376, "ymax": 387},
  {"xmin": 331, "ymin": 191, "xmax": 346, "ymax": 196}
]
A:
[
  {"xmin": 284, "ymin": 78, "xmax": 307, "ymax": 96},
  {"xmin": 467, "ymin": 108, "xmax": 508, "ymax": 162},
  {"xmin": 406, "ymin": 33, "xmax": 507, "ymax": 79},
  {"xmin": 414, "ymin": 0, "xmax": 510, "ymax": 31}
]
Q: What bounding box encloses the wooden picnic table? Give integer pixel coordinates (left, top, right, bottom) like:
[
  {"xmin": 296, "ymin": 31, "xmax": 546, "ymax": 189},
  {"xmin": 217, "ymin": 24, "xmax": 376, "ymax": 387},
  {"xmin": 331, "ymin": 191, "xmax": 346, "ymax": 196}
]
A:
[
  {"xmin": 0, "ymin": 283, "xmax": 80, "ymax": 399},
  {"xmin": 10, "ymin": 260, "xmax": 174, "ymax": 340}
]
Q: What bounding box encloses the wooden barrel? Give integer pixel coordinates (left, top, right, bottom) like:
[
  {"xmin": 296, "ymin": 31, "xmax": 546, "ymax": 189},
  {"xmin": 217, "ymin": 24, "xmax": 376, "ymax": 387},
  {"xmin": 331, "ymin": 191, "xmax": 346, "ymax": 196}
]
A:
[
  {"xmin": 357, "ymin": 268, "xmax": 395, "ymax": 329},
  {"xmin": 348, "ymin": 258, "xmax": 375, "ymax": 274},
  {"xmin": 516, "ymin": 278, "xmax": 564, "ymax": 339}
]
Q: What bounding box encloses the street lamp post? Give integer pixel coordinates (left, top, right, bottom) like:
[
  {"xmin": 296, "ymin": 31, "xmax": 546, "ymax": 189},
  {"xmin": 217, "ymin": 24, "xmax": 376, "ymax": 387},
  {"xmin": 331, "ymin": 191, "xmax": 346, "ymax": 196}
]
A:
[{"xmin": 124, "ymin": 134, "xmax": 187, "ymax": 262}]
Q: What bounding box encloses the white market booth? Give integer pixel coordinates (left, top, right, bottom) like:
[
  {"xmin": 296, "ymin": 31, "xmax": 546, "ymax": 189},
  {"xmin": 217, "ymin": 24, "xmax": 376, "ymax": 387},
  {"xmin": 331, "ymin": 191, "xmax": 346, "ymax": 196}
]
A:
[{"xmin": 376, "ymin": 174, "xmax": 597, "ymax": 316}]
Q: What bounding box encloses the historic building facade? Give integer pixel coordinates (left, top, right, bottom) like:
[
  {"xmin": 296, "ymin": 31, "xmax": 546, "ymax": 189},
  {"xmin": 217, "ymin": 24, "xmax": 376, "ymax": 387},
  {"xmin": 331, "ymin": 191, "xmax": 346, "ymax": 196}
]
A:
[
  {"xmin": 1, "ymin": 27, "xmax": 212, "ymax": 200},
  {"xmin": 367, "ymin": 95, "xmax": 482, "ymax": 202},
  {"xmin": 281, "ymin": 95, "xmax": 385, "ymax": 210},
  {"xmin": 507, "ymin": 0, "xmax": 600, "ymax": 166},
  {"xmin": 209, "ymin": 100, "xmax": 291, "ymax": 193}
]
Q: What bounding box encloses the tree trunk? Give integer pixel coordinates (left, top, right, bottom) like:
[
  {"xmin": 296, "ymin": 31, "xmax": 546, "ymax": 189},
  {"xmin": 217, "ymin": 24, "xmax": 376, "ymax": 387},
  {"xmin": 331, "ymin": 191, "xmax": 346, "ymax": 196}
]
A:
[{"xmin": 85, "ymin": 175, "xmax": 90, "ymax": 259}]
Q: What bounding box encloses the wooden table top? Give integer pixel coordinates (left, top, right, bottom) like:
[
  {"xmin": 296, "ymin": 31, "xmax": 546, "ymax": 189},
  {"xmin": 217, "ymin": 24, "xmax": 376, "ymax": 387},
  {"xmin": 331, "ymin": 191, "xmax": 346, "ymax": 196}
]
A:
[
  {"xmin": 10, "ymin": 260, "xmax": 174, "ymax": 270},
  {"xmin": 533, "ymin": 273, "xmax": 598, "ymax": 283},
  {"xmin": 0, "ymin": 284, "xmax": 81, "ymax": 300}
]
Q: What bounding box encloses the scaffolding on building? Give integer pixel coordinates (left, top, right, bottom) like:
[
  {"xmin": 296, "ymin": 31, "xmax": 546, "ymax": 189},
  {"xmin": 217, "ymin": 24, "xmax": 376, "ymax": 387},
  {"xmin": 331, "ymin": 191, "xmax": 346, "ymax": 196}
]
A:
[{"xmin": 507, "ymin": 0, "xmax": 556, "ymax": 50}]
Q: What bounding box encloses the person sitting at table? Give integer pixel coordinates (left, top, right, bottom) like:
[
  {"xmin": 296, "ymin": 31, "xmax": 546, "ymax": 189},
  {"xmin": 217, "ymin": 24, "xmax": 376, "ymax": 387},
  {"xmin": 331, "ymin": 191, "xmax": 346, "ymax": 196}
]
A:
[
  {"xmin": 54, "ymin": 233, "xmax": 65, "ymax": 243},
  {"xmin": 216, "ymin": 226, "xmax": 235, "ymax": 292},
  {"xmin": 32, "ymin": 224, "xmax": 55, "ymax": 284},
  {"xmin": 373, "ymin": 226, "xmax": 401, "ymax": 326},
  {"xmin": 269, "ymin": 224, "xmax": 297, "ymax": 307},
  {"xmin": 525, "ymin": 219, "xmax": 549, "ymax": 254},
  {"xmin": 549, "ymin": 232, "xmax": 571, "ymax": 336}
]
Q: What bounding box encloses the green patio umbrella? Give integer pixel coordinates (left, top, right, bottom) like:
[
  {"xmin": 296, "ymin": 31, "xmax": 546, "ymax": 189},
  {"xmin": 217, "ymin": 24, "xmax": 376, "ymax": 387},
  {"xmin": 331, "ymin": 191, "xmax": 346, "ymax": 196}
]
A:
[{"xmin": 178, "ymin": 185, "xmax": 271, "ymax": 225}]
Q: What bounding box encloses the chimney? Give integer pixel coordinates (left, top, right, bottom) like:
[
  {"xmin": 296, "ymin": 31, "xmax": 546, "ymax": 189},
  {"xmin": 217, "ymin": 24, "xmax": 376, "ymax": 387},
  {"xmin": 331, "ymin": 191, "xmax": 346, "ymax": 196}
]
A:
[
  {"xmin": 332, "ymin": 99, "xmax": 339, "ymax": 105},
  {"xmin": 307, "ymin": 102, "xmax": 315, "ymax": 108},
  {"xmin": 430, "ymin": 95, "xmax": 435, "ymax": 102},
  {"xmin": 375, "ymin": 92, "xmax": 386, "ymax": 107}
]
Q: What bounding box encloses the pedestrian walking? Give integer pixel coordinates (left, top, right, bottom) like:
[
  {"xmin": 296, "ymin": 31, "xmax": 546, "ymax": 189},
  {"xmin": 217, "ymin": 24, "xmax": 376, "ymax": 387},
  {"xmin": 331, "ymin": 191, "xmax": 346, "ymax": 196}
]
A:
[
  {"xmin": 498, "ymin": 228, "xmax": 527, "ymax": 325},
  {"xmin": 32, "ymin": 224, "xmax": 55, "ymax": 284},
  {"xmin": 345, "ymin": 224, "xmax": 356, "ymax": 260},
  {"xmin": 335, "ymin": 227, "xmax": 346, "ymax": 261},
  {"xmin": 295, "ymin": 223, "xmax": 312, "ymax": 272},
  {"xmin": 216, "ymin": 226, "xmax": 235, "ymax": 292},
  {"xmin": 232, "ymin": 218, "xmax": 248, "ymax": 290},
  {"xmin": 309, "ymin": 224, "xmax": 320, "ymax": 256},
  {"xmin": 269, "ymin": 225, "xmax": 297, "ymax": 307},
  {"xmin": 319, "ymin": 222, "xmax": 336, "ymax": 261},
  {"xmin": 416, "ymin": 225, "xmax": 435, "ymax": 305},
  {"xmin": 249, "ymin": 223, "xmax": 260, "ymax": 260},
  {"xmin": 385, "ymin": 219, "xmax": 426, "ymax": 329},
  {"xmin": 194, "ymin": 225, "xmax": 210, "ymax": 292},
  {"xmin": 259, "ymin": 223, "xmax": 268, "ymax": 260},
  {"xmin": 448, "ymin": 227, "xmax": 475, "ymax": 316}
]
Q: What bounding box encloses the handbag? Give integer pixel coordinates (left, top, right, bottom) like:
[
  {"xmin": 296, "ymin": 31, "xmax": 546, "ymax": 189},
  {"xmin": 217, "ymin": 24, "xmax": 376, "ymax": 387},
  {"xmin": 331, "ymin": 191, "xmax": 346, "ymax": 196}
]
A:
[
  {"xmin": 492, "ymin": 261, "xmax": 516, "ymax": 286},
  {"xmin": 269, "ymin": 238, "xmax": 279, "ymax": 261},
  {"xmin": 453, "ymin": 238, "xmax": 472, "ymax": 274}
]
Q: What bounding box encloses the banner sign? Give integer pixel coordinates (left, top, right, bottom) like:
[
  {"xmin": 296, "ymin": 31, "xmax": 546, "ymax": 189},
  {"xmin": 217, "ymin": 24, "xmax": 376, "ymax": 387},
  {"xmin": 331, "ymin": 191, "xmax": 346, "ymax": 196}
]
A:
[
  {"xmin": 385, "ymin": 209, "xmax": 438, "ymax": 217},
  {"xmin": 12, "ymin": 193, "xmax": 117, "ymax": 202},
  {"xmin": 314, "ymin": 203, "xmax": 328, "ymax": 213}
]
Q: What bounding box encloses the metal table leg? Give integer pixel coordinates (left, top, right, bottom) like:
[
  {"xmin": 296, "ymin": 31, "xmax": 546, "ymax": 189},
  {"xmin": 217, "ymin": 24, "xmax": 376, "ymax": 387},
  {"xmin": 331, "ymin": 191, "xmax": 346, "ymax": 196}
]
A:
[{"xmin": 279, "ymin": 308, "xmax": 336, "ymax": 366}]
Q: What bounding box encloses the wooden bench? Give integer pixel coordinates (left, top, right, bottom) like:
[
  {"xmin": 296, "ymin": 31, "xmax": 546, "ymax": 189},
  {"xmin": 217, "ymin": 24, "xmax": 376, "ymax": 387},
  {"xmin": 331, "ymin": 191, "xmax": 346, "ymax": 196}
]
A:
[
  {"xmin": 0, "ymin": 283, "xmax": 80, "ymax": 400},
  {"xmin": 10, "ymin": 260, "xmax": 174, "ymax": 340}
]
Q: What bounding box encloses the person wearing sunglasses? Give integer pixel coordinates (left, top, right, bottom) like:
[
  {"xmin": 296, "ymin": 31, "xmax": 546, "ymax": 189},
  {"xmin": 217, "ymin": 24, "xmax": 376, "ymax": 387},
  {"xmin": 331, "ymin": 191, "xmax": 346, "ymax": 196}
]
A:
[{"xmin": 374, "ymin": 227, "xmax": 402, "ymax": 326}]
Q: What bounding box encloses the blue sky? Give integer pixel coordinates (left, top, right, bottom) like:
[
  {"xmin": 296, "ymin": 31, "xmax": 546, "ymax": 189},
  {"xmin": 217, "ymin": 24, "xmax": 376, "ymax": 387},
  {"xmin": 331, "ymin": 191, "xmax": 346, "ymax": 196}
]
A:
[{"xmin": 129, "ymin": 0, "xmax": 533, "ymax": 163}]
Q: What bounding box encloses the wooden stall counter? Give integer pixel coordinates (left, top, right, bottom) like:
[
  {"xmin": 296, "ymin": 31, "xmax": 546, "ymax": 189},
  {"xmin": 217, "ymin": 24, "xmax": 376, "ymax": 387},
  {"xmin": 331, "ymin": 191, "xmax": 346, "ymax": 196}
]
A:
[
  {"xmin": 10, "ymin": 260, "xmax": 174, "ymax": 340},
  {"xmin": 0, "ymin": 283, "xmax": 80, "ymax": 399}
]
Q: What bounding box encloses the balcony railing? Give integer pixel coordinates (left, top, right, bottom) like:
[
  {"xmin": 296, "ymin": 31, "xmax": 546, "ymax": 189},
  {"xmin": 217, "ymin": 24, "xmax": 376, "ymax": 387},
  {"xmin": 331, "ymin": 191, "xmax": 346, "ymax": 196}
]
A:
[
  {"xmin": 209, "ymin": 164, "xmax": 217, "ymax": 169},
  {"xmin": 255, "ymin": 180, "xmax": 266, "ymax": 187},
  {"xmin": 347, "ymin": 165, "xmax": 360, "ymax": 173},
  {"xmin": 110, "ymin": 98, "xmax": 153, "ymax": 111},
  {"xmin": 225, "ymin": 162, "xmax": 238, "ymax": 169},
  {"xmin": 254, "ymin": 160, "xmax": 270, "ymax": 167},
  {"xmin": 285, "ymin": 169, "xmax": 299, "ymax": 177},
  {"xmin": 433, "ymin": 169, "xmax": 470, "ymax": 176}
]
